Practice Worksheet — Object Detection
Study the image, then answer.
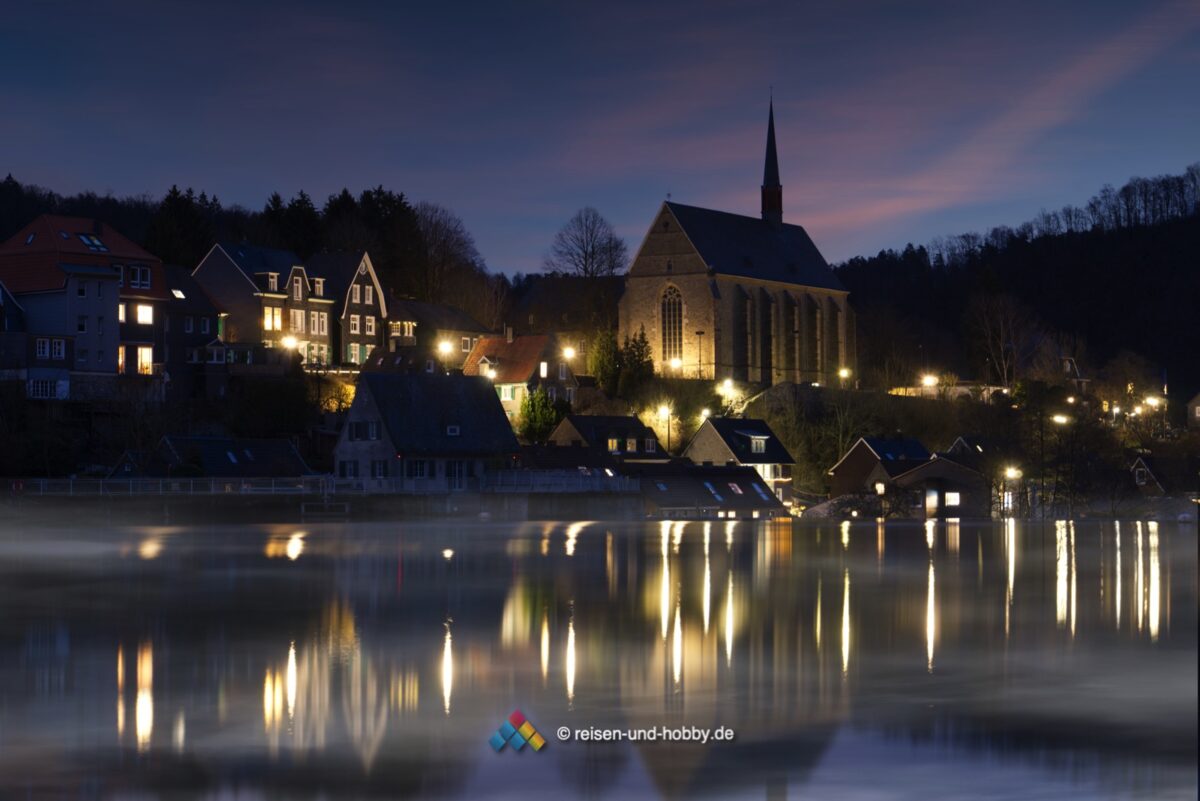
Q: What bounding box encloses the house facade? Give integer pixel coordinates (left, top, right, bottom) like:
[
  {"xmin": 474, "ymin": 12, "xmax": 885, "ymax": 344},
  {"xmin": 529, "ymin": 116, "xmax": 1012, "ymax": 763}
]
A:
[
  {"xmin": 333, "ymin": 372, "xmax": 519, "ymax": 491},
  {"xmin": 162, "ymin": 264, "xmax": 221, "ymax": 399},
  {"xmin": 547, "ymin": 414, "xmax": 664, "ymax": 462},
  {"xmin": 618, "ymin": 103, "xmax": 854, "ymax": 386},
  {"xmin": 683, "ymin": 417, "xmax": 795, "ymax": 504},
  {"xmin": 307, "ymin": 251, "xmax": 388, "ymax": 366},
  {"xmin": 385, "ymin": 296, "xmax": 490, "ymax": 371},
  {"xmin": 462, "ymin": 333, "xmax": 578, "ymax": 420},
  {"xmin": 0, "ymin": 215, "xmax": 168, "ymax": 398},
  {"xmin": 192, "ymin": 243, "xmax": 338, "ymax": 365}
]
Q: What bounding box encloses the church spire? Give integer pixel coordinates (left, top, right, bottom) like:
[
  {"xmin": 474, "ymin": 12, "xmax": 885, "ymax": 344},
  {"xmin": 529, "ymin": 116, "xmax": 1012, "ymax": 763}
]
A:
[{"xmin": 761, "ymin": 99, "xmax": 783, "ymax": 224}]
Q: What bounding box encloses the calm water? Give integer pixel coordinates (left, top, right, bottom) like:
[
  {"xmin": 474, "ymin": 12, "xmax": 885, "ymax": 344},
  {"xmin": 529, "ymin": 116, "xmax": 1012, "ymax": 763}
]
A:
[{"xmin": 0, "ymin": 518, "xmax": 1195, "ymax": 800}]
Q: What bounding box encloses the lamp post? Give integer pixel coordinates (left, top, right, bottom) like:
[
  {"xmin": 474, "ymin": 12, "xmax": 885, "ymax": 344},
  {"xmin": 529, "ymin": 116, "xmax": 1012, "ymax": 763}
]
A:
[
  {"xmin": 437, "ymin": 340, "xmax": 452, "ymax": 372},
  {"xmin": 695, "ymin": 330, "xmax": 705, "ymax": 379},
  {"xmin": 658, "ymin": 404, "xmax": 672, "ymax": 452},
  {"xmin": 838, "ymin": 367, "xmax": 851, "ymax": 389}
]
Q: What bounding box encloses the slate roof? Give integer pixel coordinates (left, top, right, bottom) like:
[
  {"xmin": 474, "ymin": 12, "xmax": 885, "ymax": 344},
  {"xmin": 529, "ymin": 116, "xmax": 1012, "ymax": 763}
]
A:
[
  {"xmin": 159, "ymin": 436, "xmax": 313, "ymax": 477},
  {"xmin": 163, "ymin": 264, "xmax": 219, "ymax": 316},
  {"xmin": 359, "ymin": 372, "xmax": 519, "ymax": 457},
  {"xmin": 828, "ymin": 436, "xmax": 932, "ymax": 479},
  {"xmin": 389, "ymin": 296, "xmax": 489, "ymax": 333},
  {"xmin": 214, "ymin": 242, "xmax": 302, "ymax": 290},
  {"xmin": 0, "ymin": 215, "xmax": 164, "ymax": 295},
  {"xmin": 554, "ymin": 415, "xmax": 656, "ymax": 447},
  {"xmin": 694, "ymin": 417, "xmax": 794, "ymax": 465},
  {"xmin": 462, "ymin": 334, "xmax": 553, "ymax": 384},
  {"xmin": 305, "ymin": 251, "xmax": 367, "ymax": 305},
  {"xmin": 664, "ymin": 202, "xmax": 844, "ymax": 291},
  {"xmin": 628, "ymin": 462, "xmax": 785, "ymax": 514}
]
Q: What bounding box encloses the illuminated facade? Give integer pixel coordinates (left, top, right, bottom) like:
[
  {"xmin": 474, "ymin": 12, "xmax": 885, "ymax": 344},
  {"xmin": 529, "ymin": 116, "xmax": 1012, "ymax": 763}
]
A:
[{"xmin": 618, "ymin": 103, "xmax": 855, "ymax": 385}]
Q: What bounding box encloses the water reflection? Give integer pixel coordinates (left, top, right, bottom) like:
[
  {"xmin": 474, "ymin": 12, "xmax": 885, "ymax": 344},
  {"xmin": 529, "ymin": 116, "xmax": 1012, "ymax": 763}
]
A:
[{"xmin": 0, "ymin": 518, "xmax": 1193, "ymax": 800}]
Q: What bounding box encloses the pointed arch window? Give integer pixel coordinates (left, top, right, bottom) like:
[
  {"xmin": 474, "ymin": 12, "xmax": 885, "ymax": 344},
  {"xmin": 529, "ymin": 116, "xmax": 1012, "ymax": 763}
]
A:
[{"xmin": 661, "ymin": 286, "xmax": 683, "ymax": 362}]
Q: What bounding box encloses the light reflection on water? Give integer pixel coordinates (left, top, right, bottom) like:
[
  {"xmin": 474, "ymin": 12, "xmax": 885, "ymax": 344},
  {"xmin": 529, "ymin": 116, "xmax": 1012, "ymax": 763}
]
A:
[{"xmin": 0, "ymin": 518, "xmax": 1194, "ymax": 800}]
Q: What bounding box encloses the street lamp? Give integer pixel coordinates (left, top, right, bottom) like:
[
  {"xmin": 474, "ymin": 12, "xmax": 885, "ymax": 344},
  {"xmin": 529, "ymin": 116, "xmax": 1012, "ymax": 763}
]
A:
[
  {"xmin": 700, "ymin": 408, "xmax": 711, "ymax": 421},
  {"xmin": 562, "ymin": 346, "xmax": 576, "ymax": 361},
  {"xmin": 921, "ymin": 374, "xmax": 938, "ymax": 388},
  {"xmin": 658, "ymin": 404, "xmax": 672, "ymax": 451},
  {"xmin": 281, "ymin": 335, "xmax": 298, "ymax": 350},
  {"xmin": 668, "ymin": 357, "xmax": 682, "ymax": 371},
  {"xmin": 437, "ymin": 340, "xmax": 452, "ymax": 356},
  {"xmin": 1051, "ymin": 414, "xmax": 1070, "ymax": 425},
  {"xmin": 838, "ymin": 367, "xmax": 851, "ymax": 389}
]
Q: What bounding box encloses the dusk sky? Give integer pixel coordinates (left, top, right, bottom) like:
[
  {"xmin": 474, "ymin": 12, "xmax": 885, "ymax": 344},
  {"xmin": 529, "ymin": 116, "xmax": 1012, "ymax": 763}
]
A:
[{"xmin": 3, "ymin": 0, "xmax": 1198, "ymax": 273}]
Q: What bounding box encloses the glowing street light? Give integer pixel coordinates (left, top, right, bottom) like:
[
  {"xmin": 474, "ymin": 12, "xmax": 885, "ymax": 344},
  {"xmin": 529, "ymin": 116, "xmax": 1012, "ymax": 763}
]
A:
[
  {"xmin": 1066, "ymin": 396, "xmax": 1076, "ymax": 405},
  {"xmin": 668, "ymin": 357, "xmax": 682, "ymax": 371},
  {"xmin": 1143, "ymin": 396, "xmax": 1160, "ymax": 408},
  {"xmin": 921, "ymin": 374, "xmax": 939, "ymax": 388},
  {"xmin": 1004, "ymin": 466, "xmax": 1023, "ymax": 480},
  {"xmin": 1051, "ymin": 414, "xmax": 1070, "ymax": 425},
  {"xmin": 485, "ymin": 368, "xmax": 497, "ymax": 380},
  {"xmin": 281, "ymin": 335, "xmax": 298, "ymax": 350},
  {"xmin": 722, "ymin": 378, "xmax": 733, "ymax": 392},
  {"xmin": 562, "ymin": 346, "xmax": 576, "ymax": 361},
  {"xmin": 437, "ymin": 341, "xmax": 453, "ymax": 356},
  {"xmin": 700, "ymin": 408, "xmax": 711, "ymax": 420}
]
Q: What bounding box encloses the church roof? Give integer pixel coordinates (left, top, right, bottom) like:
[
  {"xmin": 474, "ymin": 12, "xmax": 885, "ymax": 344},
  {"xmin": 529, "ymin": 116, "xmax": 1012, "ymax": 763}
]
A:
[{"xmin": 664, "ymin": 201, "xmax": 845, "ymax": 292}]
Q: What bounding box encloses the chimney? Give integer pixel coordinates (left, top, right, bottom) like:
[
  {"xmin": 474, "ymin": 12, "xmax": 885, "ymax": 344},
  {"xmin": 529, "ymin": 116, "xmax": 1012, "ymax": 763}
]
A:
[{"xmin": 505, "ymin": 325, "xmax": 514, "ymax": 343}]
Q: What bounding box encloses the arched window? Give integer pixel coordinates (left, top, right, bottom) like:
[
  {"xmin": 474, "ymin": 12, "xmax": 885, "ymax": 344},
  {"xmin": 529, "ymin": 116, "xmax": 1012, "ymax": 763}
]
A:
[{"xmin": 661, "ymin": 286, "xmax": 682, "ymax": 362}]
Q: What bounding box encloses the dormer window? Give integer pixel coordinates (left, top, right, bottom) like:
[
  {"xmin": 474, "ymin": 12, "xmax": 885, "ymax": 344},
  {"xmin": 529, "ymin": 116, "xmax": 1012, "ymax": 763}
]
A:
[
  {"xmin": 751, "ymin": 437, "xmax": 766, "ymax": 454},
  {"xmin": 78, "ymin": 233, "xmax": 108, "ymax": 252},
  {"xmin": 313, "ymin": 278, "xmax": 324, "ymax": 296},
  {"xmin": 268, "ymin": 274, "xmax": 278, "ymax": 292},
  {"xmin": 293, "ymin": 276, "xmax": 303, "ymax": 300}
]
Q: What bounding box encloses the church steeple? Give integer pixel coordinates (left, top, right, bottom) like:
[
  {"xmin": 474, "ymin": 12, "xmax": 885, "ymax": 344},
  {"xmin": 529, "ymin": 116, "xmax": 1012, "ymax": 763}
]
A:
[{"xmin": 761, "ymin": 100, "xmax": 783, "ymax": 224}]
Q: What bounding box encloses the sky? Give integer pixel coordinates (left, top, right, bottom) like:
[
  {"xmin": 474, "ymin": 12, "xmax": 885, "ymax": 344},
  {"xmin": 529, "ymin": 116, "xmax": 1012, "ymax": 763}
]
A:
[{"xmin": 2, "ymin": 0, "xmax": 1198, "ymax": 273}]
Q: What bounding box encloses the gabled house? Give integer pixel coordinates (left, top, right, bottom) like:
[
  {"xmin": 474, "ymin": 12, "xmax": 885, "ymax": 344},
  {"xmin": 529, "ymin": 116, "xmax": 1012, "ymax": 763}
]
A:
[
  {"xmin": 0, "ymin": 215, "xmax": 167, "ymax": 395},
  {"xmin": 827, "ymin": 437, "xmax": 931, "ymax": 499},
  {"xmin": 683, "ymin": 417, "xmax": 795, "ymax": 504},
  {"xmin": 462, "ymin": 332, "xmax": 578, "ymax": 419},
  {"xmin": 828, "ymin": 436, "xmax": 989, "ymax": 518},
  {"xmin": 192, "ymin": 243, "xmax": 336, "ymax": 365},
  {"xmin": 386, "ymin": 295, "xmax": 490, "ymax": 371},
  {"xmin": 306, "ymin": 251, "xmax": 388, "ymax": 366},
  {"xmin": 547, "ymin": 414, "xmax": 664, "ymax": 462},
  {"xmin": 109, "ymin": 435, "xmax": 312, "ymax": 478},
  {"xmin": 162, "ymin": 264, "xmax": 221, "ymax": 399},
  {"xmin": 333, "ymin": 372, "xmax": 520, "ymax": 491},
  {"xmin": 1130, "ymin": 454, "xmax": 1199, "ymax": 498}
]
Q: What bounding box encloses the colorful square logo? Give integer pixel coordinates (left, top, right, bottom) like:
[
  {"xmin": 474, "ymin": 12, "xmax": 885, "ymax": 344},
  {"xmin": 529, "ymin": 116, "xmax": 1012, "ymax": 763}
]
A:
[{"xmin": 490, "ymin": 710, "xmax": 546, "ymax": 753}]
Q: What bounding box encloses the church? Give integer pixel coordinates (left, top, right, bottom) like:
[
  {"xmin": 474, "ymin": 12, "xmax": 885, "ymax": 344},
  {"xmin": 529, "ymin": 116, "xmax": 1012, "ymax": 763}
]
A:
[{"xmin": 618, "ymin": 103, "xmax": 854, "ymax": 385}]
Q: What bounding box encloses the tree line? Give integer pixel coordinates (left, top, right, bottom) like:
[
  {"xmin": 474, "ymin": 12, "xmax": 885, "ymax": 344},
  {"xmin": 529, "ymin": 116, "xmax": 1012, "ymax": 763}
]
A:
[{"xmin": 836, "ymin": 164, "xmax": 1200, "ymax": 405}]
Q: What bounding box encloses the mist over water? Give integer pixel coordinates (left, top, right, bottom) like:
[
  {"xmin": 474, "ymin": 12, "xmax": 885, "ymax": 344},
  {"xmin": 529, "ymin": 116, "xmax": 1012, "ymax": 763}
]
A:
[{"xmin": 0, "ymin": 518, "xmax": 1194, "ymax": 799}]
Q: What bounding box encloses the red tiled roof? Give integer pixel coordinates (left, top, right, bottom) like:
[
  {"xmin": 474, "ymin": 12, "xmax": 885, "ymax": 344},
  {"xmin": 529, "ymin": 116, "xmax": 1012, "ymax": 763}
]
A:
[
  {"xmin": 462, "ymin": 334, "xmax": 552, "ymax": 384},
  {"xmin": 0, "ymin": 215, "xmax": 166, "ymax": 296}
]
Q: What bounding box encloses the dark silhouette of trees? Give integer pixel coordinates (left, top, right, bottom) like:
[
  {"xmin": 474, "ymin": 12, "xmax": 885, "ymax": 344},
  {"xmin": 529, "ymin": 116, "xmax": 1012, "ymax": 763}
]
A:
[{"xmin": 544, "ymin": 207, "xmax": 628, "ymax": 278}]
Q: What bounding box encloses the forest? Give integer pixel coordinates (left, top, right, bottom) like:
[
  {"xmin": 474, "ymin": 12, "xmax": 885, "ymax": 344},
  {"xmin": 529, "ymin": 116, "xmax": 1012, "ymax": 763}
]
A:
[{"xmin": 836, "ymin": 163, "xmax": 1200, "ymax": 404}]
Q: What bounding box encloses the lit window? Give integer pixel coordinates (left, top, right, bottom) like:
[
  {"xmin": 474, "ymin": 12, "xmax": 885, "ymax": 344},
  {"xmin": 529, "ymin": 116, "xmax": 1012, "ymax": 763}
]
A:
[
  {"xmin": 293, "ymin": 276, "xmax": 303, "ymax": 301},
  {"xmin": 310, "ymin": 311, "xmax": 319, "ymax": 334},
  {"xmin": 136, "ymin": 304, "xmax": 154, "ymax": 325},
  {"xmin": 751, "ymin": 437, "xmax": 766, "ymax": 454},
  {"xmin": 365, "ymin": 285, "xmax": 373, "ymax": 305},
  {"xmin": 352, "ymin": 284, "xmax": 361, "ymax": 304},
  {"xmin": 171, "ymin": 288, "xmax": 186, "ymax": 299},
  {"xmin": 608, "ymin": 438, "xmax": 620, "ymax": 453},
  {"xmin": 366, "ymin": 316, "xmax": 375, "ymax": 336},
  {"xmin": 661, "ymin": 286, "xmax": 682, "ymax": 361},
  {"xmin": 313, "ymin": 278, "xmax": 324, "ymax": 296},
  {"xmin": 118, "ymin": 303, "xmax": 126, "ymax": 323},
  {"xmin": 136, "ymin": 346, "xmax": 153, "ymax": 375},
  {"xmin": 290, "ymin": 309, "xmax": 304, "ymax": 332},
  {"xmin": 118, "ymin": 346, "xmax": 126, "ymax": 373},
  {"xmin": 539, "ymin": 361, "xmax": 548, "ymax": 378},
  {"xmin": 626, "ymin": 438, "xmax": 637, "ymax": 451},
  {"xmin": 945, "ymin": 492, "xmax": 961, "ymax": 507},
  {"xmin": 319, "ymin": 313, "xmax": 328, "ymax": 335},
  {"xmin": 350, "ymin": 314, "xmax": 360, "ymax": 334}
]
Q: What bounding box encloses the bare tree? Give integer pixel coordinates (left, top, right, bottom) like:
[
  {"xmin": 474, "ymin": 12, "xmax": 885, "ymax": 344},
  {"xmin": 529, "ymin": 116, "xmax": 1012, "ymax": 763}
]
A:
[
  {"xmin": 413, "ymin": 202, "xmax": 482, "ymax": 303},
  {"xmin": 544, "ymin": 207, "xmax": 628, "ymax": 278},
  {"xmin": 968, "ymin": 294, "xmax": 1043, "ymax": 388}
]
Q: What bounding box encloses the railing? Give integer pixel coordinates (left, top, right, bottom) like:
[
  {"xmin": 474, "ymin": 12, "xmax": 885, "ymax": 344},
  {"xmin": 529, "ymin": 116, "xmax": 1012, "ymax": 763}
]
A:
[{"xmin": 7, "ymin": 471, "xmax": 640, "ymax": 497}]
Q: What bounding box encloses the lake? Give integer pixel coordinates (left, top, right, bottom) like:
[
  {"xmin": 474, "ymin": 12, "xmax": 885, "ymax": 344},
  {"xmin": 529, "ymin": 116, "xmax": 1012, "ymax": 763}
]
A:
[{"xmin": 0, "ymin": 518, "xmax": 1195, "ymax": 799}]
